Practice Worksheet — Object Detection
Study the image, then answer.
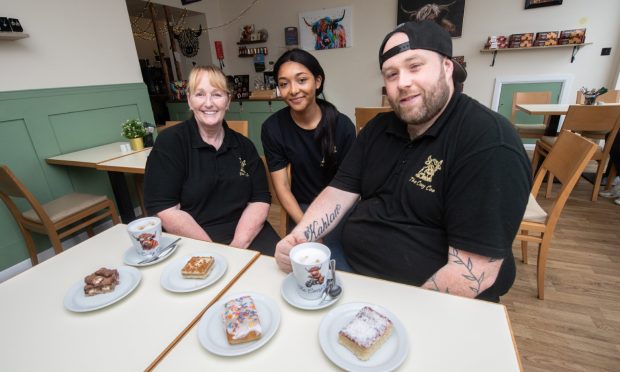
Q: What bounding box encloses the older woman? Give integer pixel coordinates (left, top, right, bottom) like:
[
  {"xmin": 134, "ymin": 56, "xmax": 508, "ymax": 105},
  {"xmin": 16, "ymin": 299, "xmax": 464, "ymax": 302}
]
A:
[{"xmin": 144, "ymin": 65, "xmax": 279, "ymax": 255}]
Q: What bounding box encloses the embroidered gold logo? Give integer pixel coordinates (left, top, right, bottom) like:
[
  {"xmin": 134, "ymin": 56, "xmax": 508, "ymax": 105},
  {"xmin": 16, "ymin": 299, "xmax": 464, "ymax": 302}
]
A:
[
  {"xmin": 239, "ymin": 157, "xmax": 248, "ymax": 177},
  {"xmin": 409, "ymin": 155, "xmax": 443, "ymax": 193},
  {"xmin": 415, "ymin": 155, "xmax": 443, "ymax": 182}
]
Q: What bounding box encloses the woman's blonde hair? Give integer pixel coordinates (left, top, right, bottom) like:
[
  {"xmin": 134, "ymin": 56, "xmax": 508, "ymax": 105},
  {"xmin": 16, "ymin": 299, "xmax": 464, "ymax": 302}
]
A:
[{"xmin": 187, "ymin": 65, "xmax": 231, "ymax": 96}]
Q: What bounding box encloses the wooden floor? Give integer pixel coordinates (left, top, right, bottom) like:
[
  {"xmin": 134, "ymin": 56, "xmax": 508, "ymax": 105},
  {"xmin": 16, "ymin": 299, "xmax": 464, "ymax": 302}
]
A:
[{"xmin": 267, "ymin": 177, "xmax": 620, "ymax": 371}]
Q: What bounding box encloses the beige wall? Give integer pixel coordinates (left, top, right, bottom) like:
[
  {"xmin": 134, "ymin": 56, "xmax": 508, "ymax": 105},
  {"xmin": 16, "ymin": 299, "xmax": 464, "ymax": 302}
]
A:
[{"xmin": 0, "ymin": 0, "xmax": 142, "ymax": 91}]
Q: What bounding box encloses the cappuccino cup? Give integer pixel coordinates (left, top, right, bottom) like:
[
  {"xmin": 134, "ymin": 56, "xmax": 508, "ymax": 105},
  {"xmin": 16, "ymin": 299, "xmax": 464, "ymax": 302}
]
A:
[
  {"xmin": 290, "ymin": 242, "xmax": 331, "ymax": 300},
  {"xmin": 127, "ymin": 217, "xmax": 162, "ymax": 257}
]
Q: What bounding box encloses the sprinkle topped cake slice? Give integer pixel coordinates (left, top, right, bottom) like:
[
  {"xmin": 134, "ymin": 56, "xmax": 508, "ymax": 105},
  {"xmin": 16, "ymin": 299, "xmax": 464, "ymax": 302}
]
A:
[
  {"xmin": 338, "ymin": 306, "xmax": 393, "ymax": 361},
  {"xmin": 223, "ymin": 295, "xmax": 262, "ymax": 345},
  {"xmin": 181, "ymin": 256, "xmax": 214, "ymax": 279}
]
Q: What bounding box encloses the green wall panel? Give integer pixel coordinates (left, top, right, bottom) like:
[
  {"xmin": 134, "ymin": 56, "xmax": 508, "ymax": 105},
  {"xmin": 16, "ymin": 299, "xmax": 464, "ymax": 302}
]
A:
[{"xmin": 0, "ymin": 83, "xmax": 153, "ymax": 271}]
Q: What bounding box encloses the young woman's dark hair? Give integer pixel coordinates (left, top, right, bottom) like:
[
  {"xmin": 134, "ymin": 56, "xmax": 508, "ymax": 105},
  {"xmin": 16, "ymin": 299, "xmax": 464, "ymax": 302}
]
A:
[{"xmin": 273, "ymin": 48, "xmax": 340, "ymax": 177}]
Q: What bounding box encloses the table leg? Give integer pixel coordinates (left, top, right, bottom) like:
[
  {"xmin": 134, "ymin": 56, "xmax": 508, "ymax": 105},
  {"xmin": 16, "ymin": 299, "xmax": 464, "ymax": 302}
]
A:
[
  {"xmin": 544, "ymin": 115, "xmax": 561, "ymax": 136},
  {"xmin": 107, "ymin": 171, "xmax": 137, "ymax": 223}
]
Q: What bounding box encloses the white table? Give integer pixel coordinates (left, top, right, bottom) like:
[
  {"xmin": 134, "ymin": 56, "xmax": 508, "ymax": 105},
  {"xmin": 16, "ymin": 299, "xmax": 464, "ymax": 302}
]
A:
[
  {"xmin": 46, "ymin": 142, "xmax": 142, "ymax": 168},
  {"xmin": 0, "ymin": 224, "xmax": 259, "ymax": 372},
  {"xmin": 154, "ymin": 256, "xmax": 522, "ymax": 371},
  {"xmin": 96, "ymin": 148, "xmax": 151, "ymax": 175},
  {"xmin": 516, "ymin": 103, "xmax": 571, "ymax": 136}
]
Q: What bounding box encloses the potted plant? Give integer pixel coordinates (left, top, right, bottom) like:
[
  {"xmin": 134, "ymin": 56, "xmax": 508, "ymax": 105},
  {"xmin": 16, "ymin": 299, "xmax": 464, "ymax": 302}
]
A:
[{"xmin": 121, "ymin": 119, "xmax": 146, "ymax": 150}]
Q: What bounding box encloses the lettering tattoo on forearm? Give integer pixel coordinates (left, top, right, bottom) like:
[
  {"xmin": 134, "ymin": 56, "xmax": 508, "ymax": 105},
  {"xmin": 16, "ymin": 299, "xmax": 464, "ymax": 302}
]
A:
[
  {"xmin": 303, "ymin": 204, "xmax": 342, "ymax": 241},
  {"xmin": 449, "ymin": 247, "xmax": 485, "ymax": 295}
]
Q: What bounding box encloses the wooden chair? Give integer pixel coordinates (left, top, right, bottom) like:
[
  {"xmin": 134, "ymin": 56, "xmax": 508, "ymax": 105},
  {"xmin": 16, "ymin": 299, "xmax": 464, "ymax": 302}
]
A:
[
  {"xmin": 511, "ymin": 91, "xmax": 552, "ymax": 139},
  {"xmin": 531, "ymin": 104, "xmax": 620, "ymax": 201},
  {"xmin": 0, "ymin": 165, "xmax": 120, "ymax": 266},
  {"xmin": 227, "ymin": 120, "xmax": 249, "ymax": 137},
  {"xmin": 157, "ymin": 121, "xmax": 182, "ymax": 133},
  {"xmin": 260, "ymin": 156, "xmax": 289, "ymax": 238},
  {"xmin": 516, "ymin": 131, "xmax": 597, "ymax": 299},
  {"xmin": 354, "ymin": 107, "xmax": 393, "ymax": 135}
]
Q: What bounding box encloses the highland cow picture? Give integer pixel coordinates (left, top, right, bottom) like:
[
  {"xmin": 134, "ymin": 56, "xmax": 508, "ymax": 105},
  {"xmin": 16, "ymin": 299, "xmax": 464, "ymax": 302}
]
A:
[{"xmin": 397, "ymin": 0, "xmax": 465, "ymax": 37}]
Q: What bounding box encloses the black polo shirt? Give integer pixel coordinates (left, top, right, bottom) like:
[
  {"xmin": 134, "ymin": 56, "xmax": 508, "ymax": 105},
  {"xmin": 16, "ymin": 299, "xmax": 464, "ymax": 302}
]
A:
[
  {"xmin": 144, "ymin": 118, "xmax": 271, "ymax": 241},
  {"xmin": 331, "ymin": 92, "xmax": 531, "ymax": 301},
  {"xmin": 261, "ymin": 107, "xmax": 355, "ymax": 204}
]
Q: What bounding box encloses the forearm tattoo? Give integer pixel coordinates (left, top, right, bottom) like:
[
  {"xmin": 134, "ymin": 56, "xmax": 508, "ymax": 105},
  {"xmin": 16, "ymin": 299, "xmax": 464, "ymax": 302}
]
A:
[
  {"xmin": 449, "ymin": 247, "xmax": 484, "ymax": 295},
  {"xmin": 303, "ymin": 204, "xmax": 342, "ymax": 241}
]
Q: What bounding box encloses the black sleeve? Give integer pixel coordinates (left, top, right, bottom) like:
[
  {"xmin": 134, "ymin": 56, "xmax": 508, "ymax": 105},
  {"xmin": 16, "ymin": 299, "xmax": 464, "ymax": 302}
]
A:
[
  {"xmin": 144, "ymin": 129, "xmax": 186, "ymax": 215},
  {"xmin": 445, "ymin": 145, "xmax": 531, "ymax": 258},
  {"xmin": 261, "ymin": 112, "xmax": 289, "ymax": 173},
  {"xmin": 329, "ymin": 118, "xmax": 371, "ymax": 194}
]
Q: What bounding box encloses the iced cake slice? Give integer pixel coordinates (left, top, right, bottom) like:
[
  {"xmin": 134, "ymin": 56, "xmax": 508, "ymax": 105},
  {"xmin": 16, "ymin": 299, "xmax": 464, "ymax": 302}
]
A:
[
  {"xmin": 83, "ymin": 267, "xmax": 119, "ymax": 296},
  {"xmin": 181, "ymin": 256, "xmax": 214, "ymax": 279},
  {"xmin": 338, "ymin": 306, "xmax": 393, "ymax": 361},
  {"xmin": 223, "ymin": 295, "xmax": 262, "ymax": 345}
]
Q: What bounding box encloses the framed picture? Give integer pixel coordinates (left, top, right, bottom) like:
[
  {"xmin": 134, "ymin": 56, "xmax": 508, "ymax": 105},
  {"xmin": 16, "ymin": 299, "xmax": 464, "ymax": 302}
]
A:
[
  {"xmin": 397, "ymin": 1, "xmax": 465, "ymax": 37},
  {"xmin": 524, "ymin": 0, "xmax": 563, "ymax": 9},
  {"xmin": 299, "ymin": 6, "xmax": 352, "ymax": 51},
  {"xmin": 181, "ymin": 0, "xmax": 201, "ymax": 5}
]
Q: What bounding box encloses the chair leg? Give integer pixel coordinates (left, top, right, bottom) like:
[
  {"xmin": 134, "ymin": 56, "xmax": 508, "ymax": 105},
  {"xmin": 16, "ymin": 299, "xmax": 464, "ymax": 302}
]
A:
[
  {"xmin": 521, "ymin": 236, "xmax": 528, "ymax": 264},
  {"xmin": 21, "ymin": 229, "xmax": 39, "ymax": 266},
  {"xmin": 531, "ymin": 146, "xmax": 541, "ymax": 174},
  {"xmin": 49, "ymin": 232, "xmax": 64, "ymax": 255},
  {"xmin": 591, "ymin": 160, "xmax": 605, "ymax": 202},
  {"xmin": 545, "ymin": 173, "xmax": 554, "ymax": 198},
  {"xmin": 536, "ymin": 235, "xmax": 552, "ymax": 300},
  {"xmin": 108, "ymin": 200, "xmax": 121, "ymax": 225}
]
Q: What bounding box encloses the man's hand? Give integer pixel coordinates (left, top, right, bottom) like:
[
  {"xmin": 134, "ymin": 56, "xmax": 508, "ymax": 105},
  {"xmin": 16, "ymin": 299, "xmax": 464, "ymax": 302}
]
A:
[{"xmin": 274, "ymin": 231, "xmax": 307, "ymax": 273}]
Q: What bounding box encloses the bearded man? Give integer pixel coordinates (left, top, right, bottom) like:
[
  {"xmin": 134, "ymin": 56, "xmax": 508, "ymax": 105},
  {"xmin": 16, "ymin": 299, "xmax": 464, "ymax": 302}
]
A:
[{"xmin": 274, "ymin": 20, "xmax": 531, "ymax": 302}]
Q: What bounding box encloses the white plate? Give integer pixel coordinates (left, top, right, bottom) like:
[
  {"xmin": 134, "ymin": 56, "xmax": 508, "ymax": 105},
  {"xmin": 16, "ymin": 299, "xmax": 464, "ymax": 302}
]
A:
[
  {"xmin": 123, "ymin": 236, "xmax": 180, "ymax": 267},
  {"xmin": 319, "ymin": 302, "xmax": 409, "ymax": 372},
  {"xmin": 281, "ymin": 273, "xmax": 342, "ymax": 310},
  {"xmin": 198, "ymin": 291, "xmax": 281, "ymax": 357},
  {"xmin": 160, "ymin": 252, "xmax": 228, "ymax": 293},
  {"xmin": 63, "ymin": 266, "xmax": 142, "ymax": 313}
]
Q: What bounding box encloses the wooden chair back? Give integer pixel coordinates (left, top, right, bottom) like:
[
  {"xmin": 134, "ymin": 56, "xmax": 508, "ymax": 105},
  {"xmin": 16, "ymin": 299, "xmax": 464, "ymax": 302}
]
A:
[
  {"xmin": 260, "ymin": 156, "xmax": 289, "ymax": 238},
  {"xmin": 157, "ymin": 121, "xmax": 182, "ymax": 133},
  {"xmin": 354, "ymin": 107, "xmax": 393, "ymax": 135},
  {"xmin": 516, "ymin": 131, "xmax": 597, "ymax": 299},
  {"xmin": 0, "ymin": 164, "xmax": 119, "ymax": 266},
  {"xmin": 510, "ymin": 91, "xmax": 552, "ymax": 124},
  {"xmin": 227, "ymin": 120, "xmax": 249, "ymax": 137}
]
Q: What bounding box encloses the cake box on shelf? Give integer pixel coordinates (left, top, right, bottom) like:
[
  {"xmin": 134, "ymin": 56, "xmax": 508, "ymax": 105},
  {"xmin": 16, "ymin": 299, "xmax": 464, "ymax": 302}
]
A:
[
  {"xmin": 509, "ymin": 33, "xmax": 534, "ymax": 48},
  {"xmin": 558, "ymin": 28, "xmax": 586, "ymax": 45},
  {"xmin": 534, "ymin": 31, "xmax": 559, "ymax": 47}
]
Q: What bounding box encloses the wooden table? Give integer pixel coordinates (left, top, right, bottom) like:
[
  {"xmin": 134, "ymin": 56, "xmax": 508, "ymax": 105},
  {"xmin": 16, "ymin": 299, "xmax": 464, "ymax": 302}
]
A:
[
  {"xmin": 516, "ymin": 104, "xmax": 570, "ymax": 136},
  {"xmin": 153, "ymin": 256, "xmax": 522, "ymax": 371},
  {"xmin": 0, "ymin": 224, "xmax": 259, "ymax": 371},
  {"xmin": 47, "ymin": 142, "xmax": 149, "ymax": 222}
]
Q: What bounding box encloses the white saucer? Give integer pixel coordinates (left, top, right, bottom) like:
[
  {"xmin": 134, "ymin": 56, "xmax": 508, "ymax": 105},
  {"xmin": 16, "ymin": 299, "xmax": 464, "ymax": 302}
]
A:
[
  {"xmin": 160, "ymin": 252, "xmax": 228, "ymax": 293},
  {"xmin": 123, "ymin": 236, "xmax": 179, "ymax": 267},
  {"xmin": 63, "ymin": 266, "xmax": 142, "ymax": 313},
  {"xmin": 280, "ymin": 273, "xmax": 342, "ymax": 310},
  {"xmin": 198, "ymin": 291, "xmax": 281, "ymax": 356},
  {"xmin": 319, "ymin": 302, "xmax": 409, "ymax": 371}
]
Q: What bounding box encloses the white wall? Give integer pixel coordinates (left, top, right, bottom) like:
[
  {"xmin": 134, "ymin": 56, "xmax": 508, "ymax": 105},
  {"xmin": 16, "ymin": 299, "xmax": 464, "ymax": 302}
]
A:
[
  {"xmin": 2, "ymin": 0, "xmax": 618, "ymax": 117},
  {"xmin": 0, "ymin": 0, "xmax": 143, "ymax": 91},
  {"xmin": 173, "ymin": 0, "xmax": 620, "ymax": 120}
]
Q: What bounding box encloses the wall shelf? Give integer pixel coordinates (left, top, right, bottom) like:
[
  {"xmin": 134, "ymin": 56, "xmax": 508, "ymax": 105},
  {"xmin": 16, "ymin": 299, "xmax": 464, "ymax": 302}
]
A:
[
  {"xmin": 0, "ymin": 31, "xmax": 29, "ymax": 41},
  {"xmin": 237, "ymin": 39, "xmax": 267, "ymax": 45},
  {"xmin": 480, "ymin": 42, "xmax": 592, "ymax": 66}
]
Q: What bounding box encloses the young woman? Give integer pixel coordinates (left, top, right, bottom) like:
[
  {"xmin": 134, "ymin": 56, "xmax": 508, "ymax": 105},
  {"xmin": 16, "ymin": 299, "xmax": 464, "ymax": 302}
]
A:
[
  {"xmin": 145, "ymin": 65, "xmax": 279, "ymax": 255},
  {"xmin": 261, "ymin": 48, "xmax": 356, "ymax": 271}
]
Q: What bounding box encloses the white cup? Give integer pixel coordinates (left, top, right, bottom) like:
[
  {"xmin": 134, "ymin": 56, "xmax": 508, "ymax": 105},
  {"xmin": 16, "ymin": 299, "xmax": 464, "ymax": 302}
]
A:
[
  {"xmin": 127, "ymin": 217, "xmax": 162, "ymax": 257},
  {"xmin": 290, "ymin": 242, "xmax": 331, "ymax": 300}
]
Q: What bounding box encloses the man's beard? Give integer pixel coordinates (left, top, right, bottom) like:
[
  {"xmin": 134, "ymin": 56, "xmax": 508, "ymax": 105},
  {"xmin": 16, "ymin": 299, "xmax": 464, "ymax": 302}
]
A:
[{"xmin": 389, "ymin": 70, "xmax": 450, "ymax": 126}]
